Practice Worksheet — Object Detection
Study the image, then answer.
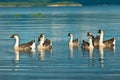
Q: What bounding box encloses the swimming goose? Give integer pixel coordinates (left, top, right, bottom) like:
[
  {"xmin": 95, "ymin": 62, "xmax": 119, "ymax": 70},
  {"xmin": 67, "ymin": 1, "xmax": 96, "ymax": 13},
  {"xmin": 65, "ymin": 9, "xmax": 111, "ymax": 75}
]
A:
[
  {"xmin": 10, "ymin": 34, "xmax": 36, "ymax": 51},
  {"xmin": 38, "ymin": 34, "xmax": 52, "ymax": 49},
  {"xmin": 81, "ymin": 35, "xmax": 94, "ymax": 50},
  {"xmin": 98, "ymin": 29, "xmax": 116, "ymax": 48},
  {"xmin": 68, "ymin": 33, "xmax": 79, "ymax": 46},
  {"xmin": 87, "ymin": 32, "xmax": 100, "ymax": 47}
]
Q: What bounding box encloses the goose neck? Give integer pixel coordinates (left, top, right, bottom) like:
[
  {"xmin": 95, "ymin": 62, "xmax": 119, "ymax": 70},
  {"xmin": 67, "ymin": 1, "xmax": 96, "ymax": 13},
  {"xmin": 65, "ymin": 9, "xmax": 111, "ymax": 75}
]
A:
[
  {"xmin": 40, "ymin": 37, "xmax": 44, "ymax": 46},
  {"xmin": 89, "ymin": 38, "xmax": 94, "ymax": 48},
  {"xmin": 70, "ymin": 36, "xmax": 73, "ymax": 43},
  {"xmin": 99, "ymin": 33, "xmax": 104, "ymax": 44},
  {"xmin": 14, "ymin": 36, "xmax": 19, "ymax": 48}
]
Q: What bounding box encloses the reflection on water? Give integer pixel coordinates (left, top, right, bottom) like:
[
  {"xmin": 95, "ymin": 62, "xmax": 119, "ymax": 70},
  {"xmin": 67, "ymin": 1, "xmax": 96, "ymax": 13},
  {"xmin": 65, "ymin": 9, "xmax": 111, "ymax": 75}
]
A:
[
  {"xmin": 82, "ymin": 45, "xmax": 116, "ymax": 68},
  {"xmin": 38, "ymin": 48, "xmax": 52, "ymax": 60},
  {"xmin": 99, "ymin": 46, "xmax": 116, "ymax": 68},
  {"xmin": 99, "ymin": 47, "xmax": 104, "ymax": 68},
  {"xmin": 14, "ymin": 50, "xmax": 20, "ymax": 61},
  {"xmin": 69, "ymin": 46, "xmax": 79, "ymax": 59},
  {"xmin": 88, "ymin": 48, "xmax": 94, "ymax": 60},
  {"xmin": 14, "ymin": 49, "xmax": 36, "ymax": 61},
  {"xmin": 99, "ymin": 47, "xmax": 104, "ymax": 60},
  {"xmin": 13, "ymin": 49, "xmax": 36, "ymax": 71}
]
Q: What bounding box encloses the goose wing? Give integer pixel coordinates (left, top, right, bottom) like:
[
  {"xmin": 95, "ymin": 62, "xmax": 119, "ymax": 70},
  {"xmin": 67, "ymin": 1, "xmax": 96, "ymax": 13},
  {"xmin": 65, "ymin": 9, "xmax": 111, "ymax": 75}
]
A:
[
  {"xmin": 94, "ymin": 35, "xmax": 100, "ymax": 42},
  {"xmin": 103, "ymin": 38, "xmax": 115, "ymax": 48},
  {"xmin": 73, "ymin": 38, "xmax": 79, "ymax": 44},
  {"xmin": 19, "ymin": 40, "xmax": 35, "ymax": 48},
  {"xmin": 103, "ymin": 38, "xmax": 115, "ymax": 44},
  {"xmin": 93, "ymin": 35, "xmax": 100, "ymax": 46},
  {"xmin": 81, "ymin": 40, "xmax": 89, "ymax": 49},
  {"xmin": 43, "ymin": 39, "xmax": 51, "ymax": 46}
]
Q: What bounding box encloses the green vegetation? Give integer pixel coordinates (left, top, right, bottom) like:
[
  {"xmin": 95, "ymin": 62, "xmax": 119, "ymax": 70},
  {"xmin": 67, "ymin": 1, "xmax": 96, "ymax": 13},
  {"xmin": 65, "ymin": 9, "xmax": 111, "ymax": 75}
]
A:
[
  {"xmin": 0, "ymin": 2, "xmax": 48, "ymax": 7},
  {"xmin": 30, "ymin": 13, "xmax": 42, "ymax": 17},
  {"xmin": 14, "ymin": 14, "xmax": 22, "ymax": 18}
]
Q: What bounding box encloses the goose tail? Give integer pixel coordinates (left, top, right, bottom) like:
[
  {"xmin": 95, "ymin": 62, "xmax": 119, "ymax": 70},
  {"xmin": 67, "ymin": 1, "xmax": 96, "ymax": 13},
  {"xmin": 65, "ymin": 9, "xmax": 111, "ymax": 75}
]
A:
[{"xmin": 113, "ymin": 38, "xmax": 116, "ymax": 45}]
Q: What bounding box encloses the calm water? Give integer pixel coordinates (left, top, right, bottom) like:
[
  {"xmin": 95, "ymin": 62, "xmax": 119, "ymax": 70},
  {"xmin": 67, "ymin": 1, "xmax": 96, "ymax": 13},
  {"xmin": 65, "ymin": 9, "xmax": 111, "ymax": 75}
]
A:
[{"xmin": 0, "ymin": 6, "xmax": 120, "ymax": 80}]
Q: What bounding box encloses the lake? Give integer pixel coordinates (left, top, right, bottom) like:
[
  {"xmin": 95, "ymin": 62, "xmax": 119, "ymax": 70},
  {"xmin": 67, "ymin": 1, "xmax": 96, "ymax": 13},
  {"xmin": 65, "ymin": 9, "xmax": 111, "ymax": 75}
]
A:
[{"xmin": 0, "ymin": 6, "xmax": 120, "ymax": 80}]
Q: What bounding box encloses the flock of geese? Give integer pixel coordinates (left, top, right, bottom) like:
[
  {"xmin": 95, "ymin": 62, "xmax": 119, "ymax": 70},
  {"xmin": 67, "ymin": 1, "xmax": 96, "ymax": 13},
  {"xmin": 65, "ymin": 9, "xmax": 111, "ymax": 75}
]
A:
[
  {"xmin": 10, "ymin": 29, "xmax": 116, "ymax": 57},
  {"xmin": 81, "ymin": 29, "xmax": 116, "ymax": 49}
]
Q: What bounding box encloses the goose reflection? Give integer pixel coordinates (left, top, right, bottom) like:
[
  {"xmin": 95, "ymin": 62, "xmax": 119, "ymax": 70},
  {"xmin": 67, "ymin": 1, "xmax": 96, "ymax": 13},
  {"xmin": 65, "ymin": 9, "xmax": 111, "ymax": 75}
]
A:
[
  {"xmin": 14, "ymin": 48, "xmax": 36, "ymax": 61},
  {"xmin": 69, "ymin": 46, "xmax": 73, "ymax": 59},
  {"xmin": 89, "ymin": 47, "xmax": 94, "ymax": 60},
  {"xmin": 69, "ymin": 46, "xmax": 79, "ymax": 59},
  {"xmin": 99, "ymin": 46, "xmax": 116, "ymax": 60},
  {"xmin": 99, "ymin": 47, "xmax": 104, "ymax": 60},
  {"xmin": 13, "ymin": 49, "xmax": 36, "ymax": 71},
  {"xmin": 87, "ymin": 48, "xmax": 95, "ymax": 67},
  {"xmin": 13, "ymin": 50, "xmax": 20, "ymax": 71},
  {"xmin": 14, "ymin": 50, "xmax": 20, "ymax": 61},
  {"xmin": 38, "ymin": 48, "xmax": 52, "ymax": 60},
  {"xmin": 38, "ymin": 49, "xmax": 45, "ymax": 60},
  {"xmin": 99, "ymin": 47, "xmax": 104, "ymax": 68}
]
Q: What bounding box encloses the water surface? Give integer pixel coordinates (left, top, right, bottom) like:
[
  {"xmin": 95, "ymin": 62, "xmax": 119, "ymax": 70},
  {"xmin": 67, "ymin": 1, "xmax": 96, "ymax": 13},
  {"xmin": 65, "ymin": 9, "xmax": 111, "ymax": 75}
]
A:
[{"xmin": 0, "ymin": 6, "xmax": 120, "ymax": 80}]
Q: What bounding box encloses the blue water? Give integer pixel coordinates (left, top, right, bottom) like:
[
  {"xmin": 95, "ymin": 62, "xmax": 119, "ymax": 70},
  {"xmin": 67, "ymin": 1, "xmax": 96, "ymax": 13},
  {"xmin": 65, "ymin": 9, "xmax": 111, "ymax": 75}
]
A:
[{"xmin": 0, "ymin": 6, "xmax": 120, "ymax": 80}]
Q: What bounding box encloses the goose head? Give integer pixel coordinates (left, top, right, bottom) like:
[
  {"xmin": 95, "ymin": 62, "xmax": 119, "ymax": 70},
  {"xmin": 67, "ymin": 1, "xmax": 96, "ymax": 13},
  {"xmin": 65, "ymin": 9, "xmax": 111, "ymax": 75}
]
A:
[
  {"xmin": 38, "ymin": 34, "xmax": 45, "ymax": 42},
  {"xmin": 87, "ymin": 32, "xmax": 92, "ymax": 36},
  {"xmin": 87, "ymin": 32, "xmax": 95, "ymax": 40},
  {"xmin": 68, "ymin": 33, "xmax": 73, "ymax": 37},
  {"xmin": 10, "ymin": 34, "xmax": 19, "ymax": 39},
  {"xmin": 98, "ymin": 29, "xmax": 104, "ymax": 35}
]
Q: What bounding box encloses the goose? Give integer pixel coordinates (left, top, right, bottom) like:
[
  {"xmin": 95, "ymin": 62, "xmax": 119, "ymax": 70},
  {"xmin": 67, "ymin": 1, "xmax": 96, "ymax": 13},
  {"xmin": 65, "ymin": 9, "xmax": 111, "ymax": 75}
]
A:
[
  {"xmin": 68, "ymin": 33, "xmax": 79, "ymax": 46},
  {"xmin": 37, "ymin": 34, "xmax": 52, "ymax": 49},
  {"xmin": 98, "ymin": 29, "xmax": 116, "ymax": 48},
  {"xmin": 10, "ymin": 34, "xmax": 36, "ymax": 52},
  {"xmin": 87, "ymin": 32, "xmax": 100, "ymax": 47},
  {"xmin": 81, "ymin": 35, "xmax": 94, "ymax": 50}
]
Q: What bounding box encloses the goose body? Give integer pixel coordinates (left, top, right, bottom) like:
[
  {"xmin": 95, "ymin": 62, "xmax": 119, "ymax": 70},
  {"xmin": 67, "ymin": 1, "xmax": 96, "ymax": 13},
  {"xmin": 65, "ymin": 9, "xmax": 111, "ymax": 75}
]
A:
[
  {"xmin": 81, "ymin": 35, "xmax": 94, "ymax": 50},
  {"xmin": 68, "ymin": 33, "xmax": 79, "ymax": 46},
  {"xmin": 10, "ymin": 34, "xmax": 35, "ymax": 52},
  {"xmin": 98, "ymin": 29, "xmax": 116, "ymax": 48},
  {"xmin": 37, "ymin": 34, "xmax": 52, "ymax": 50},
  {"xmin": 87, "ymin": 32, "xmax": 100, "ymax": 47}
]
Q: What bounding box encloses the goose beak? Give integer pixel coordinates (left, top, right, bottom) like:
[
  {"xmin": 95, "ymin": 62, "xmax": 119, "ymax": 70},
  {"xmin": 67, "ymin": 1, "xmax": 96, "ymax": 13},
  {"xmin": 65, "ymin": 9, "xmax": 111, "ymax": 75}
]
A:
[
  {"xmin": 87, "ymin": 32, "xmax": 92, "ymax": 36},
  {"xmin": 10, "ymin": 35, "xmax": 14, "ymax": 38},
  {"xmin": 38, "ymin": 37, "xmax": 40, "ymax": 42},
  {"xmin": 98, "ymin": 29, "xmax": 101, "ymax": 33},
  {"xmin": 87, "ymin": 32, "xmax": 90, "ymax": 36},
  {"xmin": 68, "ymin": 33, "xmax": 70, "ymax": 36},
  {"xmin": 31, "ymin": 40, "xmax": 35, "ymax": 43},
  {"xmin": 68, "ymin": 33, "xmax": 72, "ymax": 36}
]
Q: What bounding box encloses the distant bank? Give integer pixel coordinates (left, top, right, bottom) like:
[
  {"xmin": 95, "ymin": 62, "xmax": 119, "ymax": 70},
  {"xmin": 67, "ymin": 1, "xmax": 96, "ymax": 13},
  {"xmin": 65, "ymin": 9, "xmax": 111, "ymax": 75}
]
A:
[
  {"xmin": 47, "ymin": 4, "xmax": 82, "ymax": 7},
  {"xmin": 0, "ymin": 1, "xmax": 83, "ymax": 7},
  {"xmin": 47, "ymin": 1, "xmax": 82, "ymax": 7}
]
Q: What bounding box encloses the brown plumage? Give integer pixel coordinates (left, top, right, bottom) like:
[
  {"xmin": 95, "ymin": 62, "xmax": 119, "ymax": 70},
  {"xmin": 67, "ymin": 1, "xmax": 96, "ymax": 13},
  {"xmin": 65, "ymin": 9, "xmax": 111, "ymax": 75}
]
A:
[
  {"xmin": 43, "ymin": 39, "xmax": 52, "ymax": 48},
  {"xmin": 103, "ymin": 38, "xmax": 115, "ymax": 48},
  {"xmin": 73, "ymin": 38, "xmax": 79, "ymax": 44},
  {"xmin": 19, "ymin": 40, "xmax": 35, "ymax": 48},
  {"xmin": 81, "ymin": 40, "xmax": 89, "ymax": 49},
  {"xmin": 38, "ymin": 34, "xmax": 52, "ymax": 49},
  {"xmin": 87, "ymin": 32, "xmax": 100, "ymax": 47},
  {"xmin": 81, "ymin": 35, "xmax": 94, "ymax": 50}
]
